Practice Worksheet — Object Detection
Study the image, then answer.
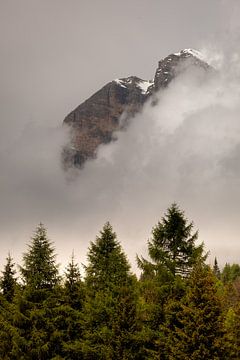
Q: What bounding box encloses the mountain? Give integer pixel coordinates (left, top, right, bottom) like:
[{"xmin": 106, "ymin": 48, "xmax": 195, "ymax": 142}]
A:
[{"xmin": 63, "ymin": 49, "xmax": 210, "ymax": 168}]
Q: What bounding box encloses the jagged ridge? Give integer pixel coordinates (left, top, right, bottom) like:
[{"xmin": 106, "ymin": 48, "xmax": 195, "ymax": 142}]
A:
[{"xmin": 63, "ymin": 49, "xmax": 210, "ymax": 168}]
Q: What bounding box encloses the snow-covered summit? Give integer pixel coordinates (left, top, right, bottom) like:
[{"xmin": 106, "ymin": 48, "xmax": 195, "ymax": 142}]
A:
[
  {"xmin": 64, "ymin": 48, "xmax": 212, "ymax": 168},
  {"xmin": 174, "ymin": 48, "xmax": 209, "ymax": 64}
]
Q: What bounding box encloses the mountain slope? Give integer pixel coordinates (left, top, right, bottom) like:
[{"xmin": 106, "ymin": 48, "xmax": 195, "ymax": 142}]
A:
[{"xmin": 63, "ymin": 49, "xmax": 210, "ymax": 168}]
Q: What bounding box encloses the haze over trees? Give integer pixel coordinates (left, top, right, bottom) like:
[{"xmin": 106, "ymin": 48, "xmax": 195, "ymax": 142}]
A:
[{"xmin": 0, "ymin": 204, "xmax": 239, "ymax": 359}]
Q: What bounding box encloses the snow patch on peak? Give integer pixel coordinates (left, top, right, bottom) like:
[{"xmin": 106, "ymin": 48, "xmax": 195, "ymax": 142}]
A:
[
  {"xmin": 174, "ymin": 49, "xmax": 208, "ymax": 63},
  {"xmin": 114, "ymin": 78, "xmax": 153, "ymax": 93},
  {"xmin": 114, "ymin": 79, "xmax": 127, "ymax": 88},
  {"xmin": 136, "ymin": 79, "xmax": 153, "ymax": 94},
  {"xmin": 114, "ymin": 77, "xmax": 136, "ymax": 88}
]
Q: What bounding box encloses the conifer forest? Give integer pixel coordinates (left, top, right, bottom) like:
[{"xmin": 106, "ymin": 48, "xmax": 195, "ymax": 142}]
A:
[{"xmin": 0, "ymin": 204, "xmax": 240, "ymax": 359}]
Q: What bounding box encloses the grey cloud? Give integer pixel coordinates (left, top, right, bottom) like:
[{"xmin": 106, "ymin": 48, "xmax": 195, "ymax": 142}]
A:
[{"xmin": 1, "ymin": 0, "xmax": 240, "ymax": 273}]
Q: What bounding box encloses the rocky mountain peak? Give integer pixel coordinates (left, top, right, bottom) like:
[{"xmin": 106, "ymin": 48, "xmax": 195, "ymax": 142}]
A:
[
  {"xmin": 153, "ymin": 48, "xmax": 210, "ymax": 91},
  {"xmin": 63, "ymin": 49, "xmax": 210, "ymax": 169}
]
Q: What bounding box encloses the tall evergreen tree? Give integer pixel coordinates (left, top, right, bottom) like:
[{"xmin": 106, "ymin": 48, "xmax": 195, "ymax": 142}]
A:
[
  {"xmin": 85, "ymin": 222, "xmax": 131, "ymax": 291},
  {"xmin": 162, "ymin": 263, "xmax": 224, "ymax": 360},
  {"xmin": 64, "ymin": 251, "xmax": 84, "ymax": 310},
  {"xmin": 12, "ymin": 224, "xmax": 62, "ymax": 359},
  {"xmin": 83, "ymin": 222, "xmax": 139, "ymax": 359},
  {"xmin": 58, "ymin": 252, "xmax": 85, "ymax": 359},
  {"xmin": 0, "ymin": 253, "xmax": 17, "ymax": 302},
  {"xmin": 137, "ymin": 204, "xmax": 205, "ymax": 356},
  {"xmin": 65, "ymin": 252, "xmax": 81, "ymax": 289},
  {"xmin": 138, "ymin": 203, "xmax": 204, "ymax": 278},
  {"xmin": 213, "ymin": 257, "xmax": 221, "ymax": 279},
  {"xmin": 221, "ymin": 263, "xmax": 240, "ymax": 284},
  {"xmin": 20, "ymin": 223, "xmax": 59, "ymax": 290}
]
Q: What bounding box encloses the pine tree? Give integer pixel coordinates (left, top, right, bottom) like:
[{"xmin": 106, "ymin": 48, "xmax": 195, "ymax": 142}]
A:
[
  {"xmin": 213, "ymin": 257, "xmax": 221, "ymax": 279},
  {"xmin": 1, "ymin": 253, "xmax": 17, "ymax": 302},
  {"xmin": 64, "ymin": 252, "xmax": 84, "ymax": 310},
  {"xmin": 137, "ymin": 204, "xmax": 204, "ymax": 355},
  {"xmin": 65, "ymin": 252, "xmax": 81, "ymax": 289},
  {"xmin": 83, "ymin": 222, "xmax": 139, "ymax": 359},
  {"xmin": 85, "ymin": 222, "xmax": 131, "ymax": 291},
  {"xmin": 221, "ymin": 263, "xmax": 240, "ymax": 284},
  {"xmin": 223, "ymin": 303, "xmax": 240, "ymax": 359},
  {"xmin": 138, "ymin": 203, "xmax": 204, "ymax": 278},
  {"xmin": 12, "ymin": 224, "xmax": 62, "ymax": 359},
  {"xmin": 20, "ymin": 223, "xmax": 59, "ymax": 291},
  {"xmin": 57, "ymin": 252, "xmax": 85, "ymax": 359},
  {"xmin": 163, "ymin": 263, "xmax": 224, "ymax": 360},
  {"xmin": 0, "ymin": 292, "xmax": 23, "ymax": 359}
]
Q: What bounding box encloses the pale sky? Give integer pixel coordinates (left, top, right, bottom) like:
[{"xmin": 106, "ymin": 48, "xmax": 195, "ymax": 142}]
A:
[
  {"xmin": 0, "ymin": 0, "xmax": 239, "ymax": 273},
  {"xmin": 0, "ymin": 0, "xmax": 226, "ymax": 126}
]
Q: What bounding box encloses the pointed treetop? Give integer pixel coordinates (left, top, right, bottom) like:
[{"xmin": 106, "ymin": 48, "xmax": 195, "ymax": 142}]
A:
[
  {"xmin": 0, "ymin": 253, "xmax": 17, "ymax": 302},
  {"xmin": 138, "ymin": 203, "xmax": 205, "ymax": 277},
  {"xmin": 85, "ymin": 222, "xmax": 132, "ymax": 290},
  {"xmin": 20, "ymin": 223, "xmax": 59, "ymax": 290}
]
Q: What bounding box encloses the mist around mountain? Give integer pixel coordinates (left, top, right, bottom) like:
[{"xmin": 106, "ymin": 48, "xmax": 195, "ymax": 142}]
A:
[
  {"xmin": 63, "ymin": 49, "xmax": 211, "ymax": 168},
  {"xmin": 2, "ymin": 44, "xmax": 240, "ymax": 277}
]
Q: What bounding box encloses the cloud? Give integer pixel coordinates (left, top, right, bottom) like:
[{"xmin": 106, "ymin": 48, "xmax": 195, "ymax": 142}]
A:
[
  {"xmin": 66, "ymin": 50, "xmax": 240, "ymax": 271},
  {"xmin": 2, "ymin": 45, "xmax": 240, "ymax": 274},
  {"xmin": 2, "ymin": 0, "xmax": 240, "ymax": 273}
]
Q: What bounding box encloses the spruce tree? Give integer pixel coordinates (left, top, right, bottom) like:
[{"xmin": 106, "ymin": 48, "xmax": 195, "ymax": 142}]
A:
[
  {"xmin": 138, "ymin": 203, "xmax": 204, "ymax": 278},
  {"xmin": 213, "ymin": 257, "xmax": 221, "ymax": 279},
  {"xmin": 20, "ymin": 223, "xmax": 59, "ymax": 291},
  {"xmin": 85, "ymin": 222, "xmax": 131, "ymax": 291},
  {"xmin": 163, "ymin": 263, "xmax": 224, "ymax": 360},
  {"xmin": 57, "ymin": 252, "xmax": 85, "ymax": 359},
  {"xmin": 83, "ymin": 222, "xmax": 139, "ymax": 359},
  {"xmin": 13, "ymin": 224, "xmax": 62, "ymax": 359},
  {"xmin": 65, "ymin": 252, "xmax": 81, "ymax": 289},
  {"xmin": 223, "ymin": 303, "xmax": 240, "ymax": 359},
  {"xmin": 1, "ymin": 253, "xmax": 17, "ymax": 302},
  {"xmin": 137, "ymin": 204, "xmax": 204, "ymax": 355},
  {"xmin": 221, "ymin": 263, "xmax": 240, "ymax": 284},
  {"xmin": 64, "ymin": 251, "xmax": 84, "ymax": 310}
]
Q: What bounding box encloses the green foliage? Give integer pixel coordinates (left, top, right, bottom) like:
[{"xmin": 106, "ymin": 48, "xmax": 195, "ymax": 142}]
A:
[
  {"xmin": 213, "ymin": 257, "xmax": 221, "ymax": 279},
  {"xmin": 0, "ymin": 210, "xmax": 239, "ymax": 359},
  {"xmin": 0, "ymin": 295, "xmax": 24, "ymax": 360},
  {"xmin": 162, "ymin": 263, "xmax": 224, "ymax": 360},
  {"xmin": 20, "ymin": 223, "xmax": 59, "ymax": 290},
  {"xmin": 65, "ymin": 252, "xmax": 81, "ymax": 290},
  {"xmin": 85, "ymin": 222, "xmax": 131, "ymax": 291},
  {"xmin": 10, "ymin": 224, "xmax": 63, "ymax": 358},
  {"xmin": 1, "ymin": 253, "xmax": 17, "ymax": 302},
  {"xmin": 224, "ymin": 304, "xmax": 240, "ymax": 358},
  {"xmin": 83, "ymin": 222, "xmax": 139, "ymax": 359},
  {"xmin": 64, "ymin": 252, "xmax": 84, "ymax": 310},
  {"xmin": 138, "ymin": 203, "xmax": 204, "ymax": 278},
  {"xmin": 221, "ymin": 263, "xmax": 240, "ymax": 284},
  {"xmin": 137, "ymin": 204, "xmax": 204, "ymax": 355}
]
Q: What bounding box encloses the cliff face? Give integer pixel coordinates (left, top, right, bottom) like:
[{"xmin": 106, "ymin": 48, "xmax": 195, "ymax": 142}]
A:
[
  {"xmin": 63, "ymin": 76, "xmax": 153, "ymax": 167},
  {"xmin": 152, "ymin": 49, "xmax": 210, "ymax": 91},
  {"xmin": 63, "ymin": 49, "xmax": 210, "ymax": 168}
]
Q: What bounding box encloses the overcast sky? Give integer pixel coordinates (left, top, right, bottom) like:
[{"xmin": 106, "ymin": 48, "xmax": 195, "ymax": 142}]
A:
[{"xmin": 1, "ymin": 0, "xmax": 240, "ymax": 273}]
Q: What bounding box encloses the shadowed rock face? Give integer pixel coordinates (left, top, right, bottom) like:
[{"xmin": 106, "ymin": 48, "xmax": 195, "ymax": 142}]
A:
[{"xmin": 63, "ymin": 49, "xmax": 210, "ymax": 168}]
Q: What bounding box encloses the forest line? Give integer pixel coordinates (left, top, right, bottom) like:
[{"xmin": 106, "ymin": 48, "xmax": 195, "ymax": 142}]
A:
[{"xmin": 0, "ymin": 204, "xmax": 240, "ymax": 359}]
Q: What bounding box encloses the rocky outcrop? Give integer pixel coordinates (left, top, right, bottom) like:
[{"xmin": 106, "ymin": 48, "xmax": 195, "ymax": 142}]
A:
[
  {"xmin": 63, "ymin": 49, "xmax": 210, "ymax": 168},
  {"xmin": 152, "ymin": 49, "xmax": 210, "ymax": 91},
  {"xmin": 63, "ymin": 76, "xmax": 153, "ymax": 167}
]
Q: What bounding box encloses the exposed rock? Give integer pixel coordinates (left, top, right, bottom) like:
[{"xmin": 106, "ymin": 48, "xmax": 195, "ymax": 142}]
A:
[
  {"xmin": 63, "ymin": 49, "xmax": 210, "ymax": 168},
  {"xmin": 152, "ymin": 49, "xmax": 210, "ymax": 91}
]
